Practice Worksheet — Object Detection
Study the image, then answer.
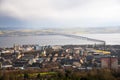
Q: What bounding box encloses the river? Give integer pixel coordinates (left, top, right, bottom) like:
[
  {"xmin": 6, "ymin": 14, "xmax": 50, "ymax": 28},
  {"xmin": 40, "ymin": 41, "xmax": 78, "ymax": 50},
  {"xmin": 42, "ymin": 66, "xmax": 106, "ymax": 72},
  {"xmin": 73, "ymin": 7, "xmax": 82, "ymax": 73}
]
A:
[{"xmin": 0, "ymin": 33, "xmax": 120, "ymax": 48}]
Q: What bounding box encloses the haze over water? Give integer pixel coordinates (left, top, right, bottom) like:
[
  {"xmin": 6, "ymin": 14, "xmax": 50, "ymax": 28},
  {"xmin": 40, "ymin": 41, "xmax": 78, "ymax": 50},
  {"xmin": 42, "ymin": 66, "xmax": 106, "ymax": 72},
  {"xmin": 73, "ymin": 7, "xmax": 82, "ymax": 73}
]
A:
[{"xmin": 0, "ymin": 33, "xmax": 120, "ymax": 48}]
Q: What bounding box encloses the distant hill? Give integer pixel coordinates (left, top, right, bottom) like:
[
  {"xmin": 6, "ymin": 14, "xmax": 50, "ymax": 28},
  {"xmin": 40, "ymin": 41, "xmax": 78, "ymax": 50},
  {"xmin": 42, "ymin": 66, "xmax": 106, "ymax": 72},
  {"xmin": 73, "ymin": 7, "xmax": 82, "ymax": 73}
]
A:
[
  {"xmin": 0, "ymin": 27, "xmax": 120, "ymax": 36},
  {"xmin": 60, "ymin": 27, "xmax": 120, "ymax": 34}
]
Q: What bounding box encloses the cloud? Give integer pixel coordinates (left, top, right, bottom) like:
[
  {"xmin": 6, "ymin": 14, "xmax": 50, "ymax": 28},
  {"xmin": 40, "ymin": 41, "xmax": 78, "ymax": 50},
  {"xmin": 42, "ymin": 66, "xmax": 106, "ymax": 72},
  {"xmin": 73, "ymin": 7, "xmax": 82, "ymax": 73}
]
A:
[{"xmin": 0, "ymin": 0, "xmax": 120, "ymax": 28}]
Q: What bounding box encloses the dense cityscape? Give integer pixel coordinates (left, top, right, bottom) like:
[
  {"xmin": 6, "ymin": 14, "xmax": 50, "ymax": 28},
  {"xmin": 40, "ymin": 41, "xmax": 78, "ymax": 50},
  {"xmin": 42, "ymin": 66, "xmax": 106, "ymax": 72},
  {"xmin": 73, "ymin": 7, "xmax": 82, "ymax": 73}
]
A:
[{"xmin": 0, "ymin": 44, "xmax": 120, "ymax": 80}]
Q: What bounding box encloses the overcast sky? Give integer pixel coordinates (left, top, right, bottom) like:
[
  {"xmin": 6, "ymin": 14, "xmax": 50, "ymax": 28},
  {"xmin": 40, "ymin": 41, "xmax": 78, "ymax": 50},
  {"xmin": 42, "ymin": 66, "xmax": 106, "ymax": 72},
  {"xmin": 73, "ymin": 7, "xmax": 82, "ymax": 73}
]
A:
[{"xmin": 0, "ymin": 0, "xmax": 120, "ymax": 29}]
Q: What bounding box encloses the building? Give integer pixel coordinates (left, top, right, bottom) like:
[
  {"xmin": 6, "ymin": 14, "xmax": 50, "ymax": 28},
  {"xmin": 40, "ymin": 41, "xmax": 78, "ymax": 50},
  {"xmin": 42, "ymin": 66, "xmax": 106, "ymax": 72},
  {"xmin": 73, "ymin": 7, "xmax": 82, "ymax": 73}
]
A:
[{"xmin": 101, "ymin": 56, "xmax": 118, "ymax": 69}]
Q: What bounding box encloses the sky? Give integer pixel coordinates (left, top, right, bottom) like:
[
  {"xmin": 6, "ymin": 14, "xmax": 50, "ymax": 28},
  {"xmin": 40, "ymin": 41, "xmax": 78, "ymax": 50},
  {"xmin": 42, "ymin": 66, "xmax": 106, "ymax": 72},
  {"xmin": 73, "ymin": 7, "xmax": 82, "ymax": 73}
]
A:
[{"xmin": 0, "ymin": 0, "xmax": 120, "ymax": 29}]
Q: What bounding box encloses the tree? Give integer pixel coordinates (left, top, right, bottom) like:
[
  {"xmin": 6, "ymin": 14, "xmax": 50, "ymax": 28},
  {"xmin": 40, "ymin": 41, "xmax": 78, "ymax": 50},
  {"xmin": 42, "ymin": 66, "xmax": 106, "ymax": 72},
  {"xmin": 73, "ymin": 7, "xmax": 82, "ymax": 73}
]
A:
[
  {"xmin": 37, "ymin": 73, "xmax": 41, "ymax": 79},
  {"xmin": 24, "ymin": 73, "xmax": 29, "ymax": 79},
  {"xmin": 0, "ymin": 75, "xmax": 9, "ymax": 80}
]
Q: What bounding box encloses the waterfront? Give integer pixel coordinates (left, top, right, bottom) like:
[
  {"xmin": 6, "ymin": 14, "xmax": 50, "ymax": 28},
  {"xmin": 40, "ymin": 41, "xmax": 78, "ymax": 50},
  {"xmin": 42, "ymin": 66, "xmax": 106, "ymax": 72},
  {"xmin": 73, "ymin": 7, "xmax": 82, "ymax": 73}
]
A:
[
  {"xmin": 0, "ymin": 33, "xmax": 120, "ymax": 80},
  {"xmin": 0, "ymin": 33, "xmax": 120, "ymax": 48}
]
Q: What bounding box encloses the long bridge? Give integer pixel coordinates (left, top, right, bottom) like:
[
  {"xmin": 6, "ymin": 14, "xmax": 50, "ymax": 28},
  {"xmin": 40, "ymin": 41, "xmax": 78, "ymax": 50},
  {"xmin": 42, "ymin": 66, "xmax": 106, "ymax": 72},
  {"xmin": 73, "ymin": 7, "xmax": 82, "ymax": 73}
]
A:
[{"xmin": 52, "ymin": 32, "xmax": 106, "ymax": 45}]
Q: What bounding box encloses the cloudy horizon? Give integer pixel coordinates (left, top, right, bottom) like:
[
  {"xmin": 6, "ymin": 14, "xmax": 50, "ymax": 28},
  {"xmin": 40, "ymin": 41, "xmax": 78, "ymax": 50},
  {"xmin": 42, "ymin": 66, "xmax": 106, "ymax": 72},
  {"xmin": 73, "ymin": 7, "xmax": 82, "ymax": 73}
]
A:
[{"xmin": 0, "ymin": 0, "xmax": 120, "ymax": 29}]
